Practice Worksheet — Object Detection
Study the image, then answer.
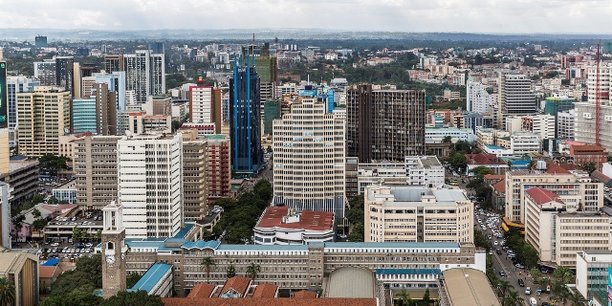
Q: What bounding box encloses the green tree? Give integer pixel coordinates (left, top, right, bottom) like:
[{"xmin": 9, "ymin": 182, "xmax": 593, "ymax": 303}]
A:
[
  {"xmin": 347, "ymin": 195, "xmax": 364, "ymax": 225},
  {"xmin": 40, "ymin": 285, "xmax": 102, "ymax": 306},
  {"xmin": 0, "ymin": 277, "xmax": 16, "ymax": 306},
  {"xmin": 442, "ymin": 136, "xmax": 452, "ymax": 144},
  {"xmin": 420, "ymin": 288, "xmax": 431, "ymax": 306},
  {"xmin": 226, "ymin": 264, "xmax": 236, "ymax": 278},
  {"xmin": 33, "ymin": 218, "xmax": 48, "ymax": 230},
  {"xmin": 32, "ymin": 209, "xmax": 41, "ymax": 218},
  {"xmin": 49, "ymin": 255, "xmax": 102, "ymax": 297},
  {"xmin": 201, "ymin": 257, "xmax": 215, "ymax": 283},
  {"xmin": 348, "ymin": 223, "xmax": 364, "ymax": 242},
  {"xmin": 471, "ymin": 166, "xmax": 495, "ymax": 178},
  {"xmin": 448, "ymin": 152, "xmax": 467, "ymax": 173},
  {"xmin": 579, "ymin": 162, "xmax": 596, "ymax": 174},
  {"xmin": 503, "ymin": 289, "xmax": 520, "ymax": 306},
  {"xmin": 100, "ymin": 290, "xmax": 164, "ymax": 306},
  {"xmin": 496, "ymin": 279, "xmax": 511, "ymax": 301},
  {"xmin": 396, "ymin": 289, "xmax": 413, "ymax": 306},
  {"xmin": 453, "ymin": 140, "xmax": 473, "ymax": 153},
  {"xmin": 246, "ymin": 263, "xmax": 261, "ymax": 282},
  {"xmin": 38, "ymin": 154, "xmax": 69, "ymax": 174},
  {"xmin": 72, "ymin": 227, "xmax": 85, "ymax": 242},
  {"xmin": 126, "ymin": 272, "xmax": 141, "ymax": 288},
  {"xmin": 529, "ymin": 268, "xmax": 543, "ymax": 285}
]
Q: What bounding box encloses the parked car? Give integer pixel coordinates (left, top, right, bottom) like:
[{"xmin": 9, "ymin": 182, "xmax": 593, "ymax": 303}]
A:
[
  {"xmin": 518, "ymin": 279, "xmax": 525, "ymax": 287},
  {"xmin": 525, "ymin": 287, "xmax": 531, "ymax": 295}
]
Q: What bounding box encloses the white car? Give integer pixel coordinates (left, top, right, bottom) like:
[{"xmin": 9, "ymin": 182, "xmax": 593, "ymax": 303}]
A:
[{"xmin": 494, "ymin": 241, "xmax": 499, "ymax": 246}]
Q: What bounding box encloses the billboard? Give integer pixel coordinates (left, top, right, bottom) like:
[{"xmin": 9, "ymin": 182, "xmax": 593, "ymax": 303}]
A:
[{"xmin": 0, "ymin": 62, "xmax": 6, "ymax": 128}]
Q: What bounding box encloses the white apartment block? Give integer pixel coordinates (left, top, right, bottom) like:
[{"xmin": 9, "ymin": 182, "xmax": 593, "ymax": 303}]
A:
[
  {"xmin": 557, "ymin": 109, "xmax": 575, "ymax": 140},
  {"xmin": 425, "ymin": 127, "xmax": 475, "ymax": 144},
  {"xmin": 117, "ymin": 134, "xmax": 183, "ymax": 238},
  {"xmin": 510, "ymin": 132, "xmax": 541, "ymax": 154},
  {"xmin": 357, "ymin": 156, "xmax": 445, "ymax": 194},
  {"xmin": 524, "ymin": 187, "xmax": 612, "ymax": 267},
  {"xmin": 272, "ymin": 92, "xmax": 346, "ymax": 219},
  {"xmin": 466, "ymin": 80, "xmax": 495, "ymax": 114},
  {"xmin": 532, "ymin": 114, "xmax": 556, "ymax": 140},
  {"xmin": 124, "ymin": 50, "xmax": 165, "ymax": 103},
  {"xmin": 505, "ymin": 169, "xmax": 604, "ymax": 223},
  {"xmin": 364, "ymin": 185, "xmax": 473, "ymax": 244},
  {"xmin": 575, "ymin": 63, "xmax": 612, "ymax": 152},
  {"xmin": 189, "ymin": 86, "xmax": 213, "ymax": 124}
]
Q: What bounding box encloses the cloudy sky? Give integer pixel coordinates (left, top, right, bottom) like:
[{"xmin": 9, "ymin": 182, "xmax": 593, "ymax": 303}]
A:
[{"xmin": 2, "ymin": 0, "xmax": 611, "ymax": 33}]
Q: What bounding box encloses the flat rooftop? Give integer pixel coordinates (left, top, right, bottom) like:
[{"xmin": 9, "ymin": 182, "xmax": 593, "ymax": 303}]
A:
[
  {"xmin": 256, "ymin": 206, "xmax": 334, "ymax": 231},
  {"xmin": 367, "ymin": 186, "xmax": 468, "ymax": 204},
  {"xmin": 325, "ymin": 267, "xmax": 375, "ymax": 298},
  {"xmin": 419, "ymin": 156, "xmax": 442, "ymax": 169},
  {"xmin": 443, "ymin": 268, "xmax": 501, "ymax": 306}
]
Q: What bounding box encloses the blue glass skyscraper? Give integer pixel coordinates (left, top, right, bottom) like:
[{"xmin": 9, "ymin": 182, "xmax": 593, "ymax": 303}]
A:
[{"xmin": 230, "ymin": 54, "xmax": 263, "ymax": 175}]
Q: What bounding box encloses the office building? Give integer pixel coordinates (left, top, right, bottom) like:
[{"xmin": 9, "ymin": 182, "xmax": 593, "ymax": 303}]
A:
[
  {"xmin": 576, "ymin": 250, "xmax": 612, "ymax": 302},
  {"xmin": 71, "ymin": 98, "xmax": 96, "ymax": 133},
  {"xmin": 7, "ymin": 76, "xmax": 39, "ymax": 148},
  {"xmin": 182, "ymin": 138, "xmax": 208, "ymax": 222},
  {"xmin": 104, "ymin": 54, "xmax": 125, "ymax": 73},
  {"xmin": 347, "ymin": 84, "xmax": 426, "ymax": 162},
  {"xmin": 543, "ymin": 96, "xmax": 575, "ymax": 116},
  {"xmin": 94, "ymin": 71, "xmax": 127, "ymax": 111},
  {"xmin": 498, "ymin": 73, "xmax": 537, "ymax": 129},
  {"xmin": 263, "ymin": 100, "xmax": 281, "ymax": 135},
  {"xmin": 364, "ymin": 185, "xmax": 473, "ymax": 243},
  {"xmin": 355, "ymin": 156, "xmax": 445, "ymax": 194},
  {"xmin": 34, "ymin": 35, "xmax": 47, "ymax": 48},
  {"xmin": 466, "ymin": 80, "xmax": 495, "ymax": 114},
  {"xmin": 0, "ymin": 157, "xmax": 39, "ymax": 205},
  {"xmin": 557, "ymin": 109, "xmax": 575, "ymax": 140},
  {"xmin": 94, "ymin": 83, "xmax": 118, "ymax": 135},
  {"xmin": 16, "ymin": 87, "xmax": 71, "ymax": 157},
  {"xmin": 117, "ymin": 134, "xmax": 183, "ymax": 238},
  {"xmin": 253, "ymin": 206, "xmax": 335, "ymax": 245},
  {"xmin": 230, "ymin": 55, "xmax": 263, "ymax": 175},
  {"xmin": 0, "ymin": 250, "xmax": 39, "ymax": 306},
  {"xmin": 74, "ymin": 135, "xmax": 121, "ymax": 210},
  {"xmin": 55, "ymin": 56, "xmax": 75, "ymax": 95},
  {"xmin": 531, "ymin": 114, "xmax": 556, "ymax": 140},
  {"xmin": 505, "ymin": 167, "xmax": 604, "ymax": 223},
  {"xmin": 510, "ymin": 132, "xmax": 541, "ymax": 154},
  {"xmin": 149, "ymin": 42, "xmax": 165, "ymax": 54},
  {"xmin": 80, "ymin": 76, "xmax": 96, "ymax": 98},
  {"xmin": 273, "ymin": 89, "xmax": 346, "ymax": 219},
  {"xmin": 33, "ymin": 61, "xmax": 56, "ymax": 86},
  {"xmin": 203, "ymin": 134, "xmax": 231, "ymax": 202},
  {"xmin": 189, "ymin": 80, "xmax": 222, "ymax": 134},
  {"xmin": 524, "ymin": 187, "xmax": 611, "ymax": 267},
  {"xmin": 575, "ymin": 63, "xmax": 612, "ymax": 152},
  {"xmin": 0, "ymin": 63, "xmax": 6, "ymax": 175},
  {"xmin": 0, "ymin": 182, "xmax": 10, "ymax": 248},
  {"xmin": 124, "ymin": 50, "xmax": 165, "ymax": 103},
  {"xmin": 425, "ymin": 127, "xmax": 475, "ymax": 144}
]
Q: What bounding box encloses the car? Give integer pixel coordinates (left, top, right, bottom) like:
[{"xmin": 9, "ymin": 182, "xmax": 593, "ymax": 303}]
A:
[
  {"xmin": 518, "ymin": 279, "xmax": 525, "ymax": 287},
  {"xmin": 541, "ymin": 302, "xmax": 550, "ymax": 306},
  {"xmin": 494, "ymin": 241, "xmax": 499, "ymax": 246},
  {"xmin": 498, "ymin": 270, "xmax": 506, "ymax": 277},
  {"xmin": 525, "ymin": 287, "xmax": 531, "ymax": 295},
  {"xmin": 536, "ymin": 288, "xmax": 543, "ymax": 294},
  {"xmin": 50, "ymin": 242, "xmax": 59, "ymax": 247},
  {"xmin": 530, "ymin": 297, "xmax": 537, "ymax": 306}
]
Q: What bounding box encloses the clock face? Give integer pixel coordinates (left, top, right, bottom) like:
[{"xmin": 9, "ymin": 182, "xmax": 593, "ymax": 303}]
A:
[{"xmin": 106, "ymin": 255, "xmax": 116, "ymax": 265}]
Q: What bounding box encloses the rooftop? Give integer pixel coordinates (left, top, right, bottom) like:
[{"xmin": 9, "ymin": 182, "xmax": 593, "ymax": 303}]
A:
[
  {"xmin": 325, "ymin": 267, "xmax": 375, "ymax": 298},
  {"xmin": 162, "ymin": 298, "xmax": 377, "ymax": 306},
  {"xmin": 293, "ymin": 290, "xmax": 317, "ymax": 299},
  {"xmin": 220, "ymin": 276, "xmax": 251, "ymax": 298},
  {"xmin": 255, "ymin": 206, "xmax": 334, "ymax": 232},
  {"xmin": 252, "ymin": 283, "xmax": 278, "ymax": 298},
  {"xmin": 466, "ymin": 153, "xmax": 507, "ymax": 165},
  {"xmin": 492, "ymin": 179, "xmax": 506, "ymax": 193},
  {"xmin": 525, "ymin": 187, "xmax": 562, "ymax": 205},
  {"xmin": 187, "ymin": 283, "xmax": 216, "ymax": 299},
  {"xmin": 443, "ymin": 268, "xmax": 501, "ymax": 306},
  {"xmin": 367, "ymin": 185, "xmax": 468, "ymax": 204},
  {"xmin": 39, "ymin": 266, "xmax": 58, "ymax": 279},
  {"xmin": 130, "ymin": 263, "xmax": 173, "ymax": 294}
]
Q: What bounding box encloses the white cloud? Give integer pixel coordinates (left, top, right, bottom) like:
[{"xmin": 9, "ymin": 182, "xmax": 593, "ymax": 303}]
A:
[{"xmin": 0, "ymin": 0, "xmax": 611, "ymax": 33}]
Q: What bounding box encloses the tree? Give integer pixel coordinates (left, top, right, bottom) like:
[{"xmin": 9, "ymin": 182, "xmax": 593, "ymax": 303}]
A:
[
  {"xmin": 453, "ymin": 140, "xmax": 472, "ymax": 153},
  {"xmin": 347, "ymin": 195, "xmax": 364, "ymax": 225},
  {"xmin": 201, "ymin": 257, "xmax": 215, "ymax": 283},
  {"xmin": 40, "ymin": 286, "xmax": 102, "ymax": 306},
  {"xmin": 471, "ymin": 166, "xmax": 495, "ymax": 178},
  {"xmin": 38, "ymin": 154, "xmax": 69, "ymax": 174},
  {"xmin": 503, "ymin": 289, "xmax": 520, "ymax": 306},
  {"xmin": 32, "ymin": 209, "xmax": 41, "ymax": 218},
  {"xmin": 49, "ymin": 255, "xmax": 102, "ymax": 297},
  {"xmin": 579, "ymin": 162, "xmax": 596, "ymax": 174},
  {"xmin": 442, "ymin": 136, "xmax": 452, "ymax": 144},
  {"xmin": 0, "ymin": 277, "xmax": 15, "ymax": 306},
  {"xmin": 568, "ymin": 291, "xmax": 587, "ymax": 306},
  {"xmin": 496, "ymin": 279, "xmax": 511, "ymax": 301},
  {"xmin": 396, "ymin": 289, "xmax": 412, "ymax": 306},
  {"xmin": 448, "ymin": 152, "xmax": 467, "ymax": 173},
  {"xmin": 33, "ymin": 218, "xmax": 48, "ymax": 231},
  {"xmin": 348, "ymin": 223, "xmax": 364, "ymax": 242},
  {"xmin": 100, "ymin": 291, "xmax": 163, "ymax": 306},
  {"xmin": 226, "ymin": 264, "xmax": 236, "ymax": 278},
  {"xmin": 246, "ymin": 263, "xmax": 261, "ymax": 282},
  {"xmin": 126, "ymin": 272, "xmax": 141, "ymax": 288},
  {"xmin": 529, "ymin": 268, "xmax": 543, "ymax": 285},
  {"xmin": 72, "ymin": 227, "xmax": 85, "ymax": 242},
  {"xmin": 420, "ymin": 288, "xmax": 431, "ymax": 306}
]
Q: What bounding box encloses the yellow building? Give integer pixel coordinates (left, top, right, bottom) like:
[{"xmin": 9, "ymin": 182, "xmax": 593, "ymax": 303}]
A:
[
  {"xmin": 0, "ymin": 249, "xmax": 39, "ymax": 306},
  {"xmin": 16, "ymin": 87, "xmax": 71, "ymax": 157}
]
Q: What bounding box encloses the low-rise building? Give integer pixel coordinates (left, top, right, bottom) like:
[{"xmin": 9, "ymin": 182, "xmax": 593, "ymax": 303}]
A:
[
  {"xmin": 51, "ymin": 180, "xmax": 77, "ymax": 204},
  {"xmin": 356, "ymin": 156, "xmax": 445, "ymax": 194},
  {"xmin": 254, "ymin": 206, "xmax": 335, "ymax": 245},
  {"xmin": 510, "ymin": 132, "xmax": 541, "ymax": 155},
  {"xmin": 0, "ymin": 249, "xmax": 39, "ymax": 306},
  {"xmin": 364, "ymin": 185, "xmax": 473, "ymax": 244},
  {"xmin": 465, "ymin": 153, "xmax": 509, "ymax": 175},
  {"xmin": 425, "ymin": 127, "xmax": 475, "ymax": 144},
  {"xmin": 569, "ymin": 143, "xmax": 608, "ymax": 171},
  {"xmin": 0, "ymin": 156, "xmax": 39, "ymax": 205}
]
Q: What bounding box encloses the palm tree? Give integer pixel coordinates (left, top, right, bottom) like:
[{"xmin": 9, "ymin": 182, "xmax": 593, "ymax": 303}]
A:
[
  {"xmin": 0, "ymin": 277, "xmax": 16, "ymax": 306},
  {"xmin": 226, "ymin": 264, "xmax": 236, "ymax": 278},
  {"xmin": 569, "ymin": 292, "xmax": 587, "ymax": 306},
  {"xmin": 496, "ymin": 279, "xmax": 511, "ymax": 301},
  {"xmin": 246, "ymin": 263, "xmax": 261, "ymax": 283},
  {"xmin": 396, "ymin": 290, "xmax": 412, "ymax": 306},
  {"xmin": 200, "ymin": 257, "xmax": 215, "ymax": 283},
  {"xmin": 503, "ymin": 290, "xmax": 520, "ymax": 306}
]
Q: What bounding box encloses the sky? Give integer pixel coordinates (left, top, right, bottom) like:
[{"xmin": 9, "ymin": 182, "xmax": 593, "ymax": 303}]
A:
[{"xmin": 1, "ymin": 0, "xmax": 612, "ymax": 33}]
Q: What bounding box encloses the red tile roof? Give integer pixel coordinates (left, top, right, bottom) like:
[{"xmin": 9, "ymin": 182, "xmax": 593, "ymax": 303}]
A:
[
  {"xmin": 492, "ymin": 179, "xmax": 506, "ymax": 193},
  {"xmin": 484, "ymin": 174, "xmax": 505, "ymax": 181},
  {"xmin": 293, "ymin": 290, "xmax": 317, "ymax": 299},
  {"xmin": 592, "ymin": 170, "xmax": 612, "ymax": 184},
  {"xmin": 256, "ymin": 206, "xmax": 334, "ymax": 231},
  {"xmin": 163, "ymin": 298, "xmax": 377, "ymax": 306},
  {"xmin": 525, "ymin": 187, "xmax": 562, "ymax": 205},
  {"xmin": 546, "ymin": 163, "xmax": 570, "ymax": 174},
  {"xmin": 570, "ymin": 144, "xmax": 606, "ymax": 155},
  {"xmin": 39, "ymin": 266, "xmax": 58, "ymax": 279},
  {"xmin": 220, "ymin": 277, "xmax": 251, "ymax": 297},
  {"xmin": 188, "ymin": 283, "xmax": 216, "ymax": 299},
  {"xmin": 252, "ymin": 284, "xmax": 277, "ymax": 298},
  {"xmin": 465, "ymin": 153, "xmax": 506, "ymax": 165}
]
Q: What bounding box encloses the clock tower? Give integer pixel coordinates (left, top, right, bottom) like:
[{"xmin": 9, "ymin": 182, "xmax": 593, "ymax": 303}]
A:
[{"xmin": 101, "ymin": 200, "xmax": 127, "ymax": 298}]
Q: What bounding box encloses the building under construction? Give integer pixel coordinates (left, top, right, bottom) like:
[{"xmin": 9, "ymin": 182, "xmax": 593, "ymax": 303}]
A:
[{"xmin": 575, "ymin": 61, "xmax": 612, "ymax": 153}]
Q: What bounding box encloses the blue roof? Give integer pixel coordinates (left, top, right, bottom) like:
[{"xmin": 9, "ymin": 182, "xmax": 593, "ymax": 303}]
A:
[
  {"xmin": 182, "ymin": 240, "xmax": 221, "ymax": 251},
  {"xmin": 172, "ymin": 223, "xmax": 194, "ymax": 240},
  {"xmin": 299, "ymin": 89, "xmax": 318, "ymax": 97},
  {"xmin": 376, "ymin": 268, "xmax": 442, "ymax": 275},
  {"xmin": 124, "ymin": 239, "xmax": 165, "ymax": 249},
  {"xmin": 217, "ymin": 244, "xmax": 309, "ymax": 251},
  {"xmin": 324, "ymin": 242, "xmax": 458, "ymax": 249},
  {"xmin": 41, "ymin": 258, "xmax": 60, "ymax": 266},
  {"xmin": 129, "ymin": 263, "xmax": 173, "ymax": 293},
  {"xmin": 486, "ymin": 145, "xmax": 504, "ymax": 150}
]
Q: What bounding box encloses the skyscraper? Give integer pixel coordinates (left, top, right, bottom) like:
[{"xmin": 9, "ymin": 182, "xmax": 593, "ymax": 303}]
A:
[
  {"xmin": 182, "ymin": 137, "xmax": 208, "ymax": 222},
  {"xmin": 104, "ymin": 54, "xmax": 124, "ymax": 73},
  {"xmin": 55, "ymin": 56, "xmax": 75, "ymax": 95},
  {"xmin": 34, "ymin": 35, "xmax": 47, "ymax": 48},
  {"xmin": 33, "ymin": 61, "xmax": 56, "ymax": 86},
  {"xmin": 230, "ymin": 55, "xmax": 263, "ymax": 175},
  {"xmin": 94, "ymin": 83, "xmax": 117, "ymax": 135},
  {"xmin": 575, "ymin": 63, "xmax": 612, "ymax": 152},
  {"xmin": 16, "ymin": 87, "xmax": 71, "ymax": 157},
  {"xmin": 124, "ymin": 50, "xmax": 165, "ymax": 103},
  {"xmin": 347, "ymin": 84, "xmax": 426, "ymax": 163},
  {"xmin": 466, "ymin": 80, "xmax": 495, "ymax": 114},
  {"xmin": 117, "ymin": 134, "xmax": 183, "ymax": 238},
  {"xmin": 498, "ymin": 73, "xmax": 537, "ymax": 129},
  {"xmin": 188, "ymin": 77, "xmax": 222, "ymax": 134},
  {"xmin": 71, "ymin": 98, "xmax": 96, "ymax": 133},
  {"xmin": 0, "ymin": 62, "xmax": 7, "ymax": 175},
  {"xmin": 7, "ymin": 77, "xmax": 39, "ymax": 146},
  {"xmin": 272, "ymin": 89, "xmax": 346, "ymax": 219}
]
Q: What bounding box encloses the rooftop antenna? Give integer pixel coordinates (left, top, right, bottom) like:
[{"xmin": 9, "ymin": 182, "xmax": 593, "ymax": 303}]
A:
[{"xmin": 307, "ymin": 73, "xmax": 310, "ymax": 85}]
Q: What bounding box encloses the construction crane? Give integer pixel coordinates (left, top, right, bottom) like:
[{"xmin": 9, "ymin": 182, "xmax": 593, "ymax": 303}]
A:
[{"xmin": 595, "ymin": 42, "xmax": 602, "ymax": 145}]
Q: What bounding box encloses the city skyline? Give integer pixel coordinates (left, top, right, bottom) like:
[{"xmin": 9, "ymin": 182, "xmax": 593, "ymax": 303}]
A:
[{"xmin": 1, "ymin": 0, "xmax": 612, "ymax": 34}]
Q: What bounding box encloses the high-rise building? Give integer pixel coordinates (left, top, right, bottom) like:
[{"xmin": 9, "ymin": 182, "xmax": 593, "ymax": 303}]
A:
[
  {"xmin": 263, "ymin": 100, "xmax": 281, "ymax": 135},
  {"xmin": 71, "ymin": 98, "xmax": 96, "ymax": 133},
  {"xmin": 204, "ymin": 134, "xmax": 231, "ymax": 202},
  {"xmin": 94, "ymin": 83, "xmax": 117, "ymax": 135},
  {"xmin": 104, "ymin": 54, "xmax": 125, "ymax": 73},
  {"xmin": 149, "ymin": 42, "xmax": 165, "ymax": 54},
  {"xmin": 35, "ymin": 35, "xmax": 47, "ymax": 48},
  {"xmin": 575, "ymin": 63, "xmax": 612, "ymax": 152},
  {"xmin": 124, "ymin": 50, "xmax": 165, "ymax": 103},
  {"xmin": 117, "ymin": 134, "xmax": 183, "ymax": 238},
  {"xmin": 0, "ymin": 62, "xmax": 7, "ymax": 174},
  {"xmin": 466, "ymin": 80, "xmax": 495, "ymax": 114},
  {"xmin": 188, "ymin": 78, "xmax": 222, "ymax": 134},
  {"xmin": 0, "ymin": 182, "xmax": 10, "ymax": 248},
  {"xmin": 557, "ymin": 109, "xmax": 575, "ymax": 140},
  {"xmin": 55, "ymin": 56, "xmax": 75, "ymax": 95},
  {"xmin": 16, "ymin": 87, "xmax": 71, "ymax": 157},
  {"xmin": 7, "ymin": 76, "xmax": 39, "ymax": 148},
  {"xmin": 33, "ymin": 61, "xmax": 56, "ymax": 86},
  {"xmin": 347, "ymin": 84, "xmax": 426, "ymax": 162},
  {"xmin": 498, "ymin": 73, "xmax": 537, "ymax": 129},
  {"xmin": 272, "ymin": 89, "xmax": 346, "ymax": 219},
  {"xmin": 74, "ymin": 135, "xmax": 121, "ymax": 210},
  {"xmin": 182, "ymin": 137, "xmax": 208, "ymax": 222},
  {"xmin": 364, "ymin": 185, "xmax": 473, "ymax": 243},
  {"xmin": 230, "ymin": 55, "xmax": 263, "ymax": 175}
]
